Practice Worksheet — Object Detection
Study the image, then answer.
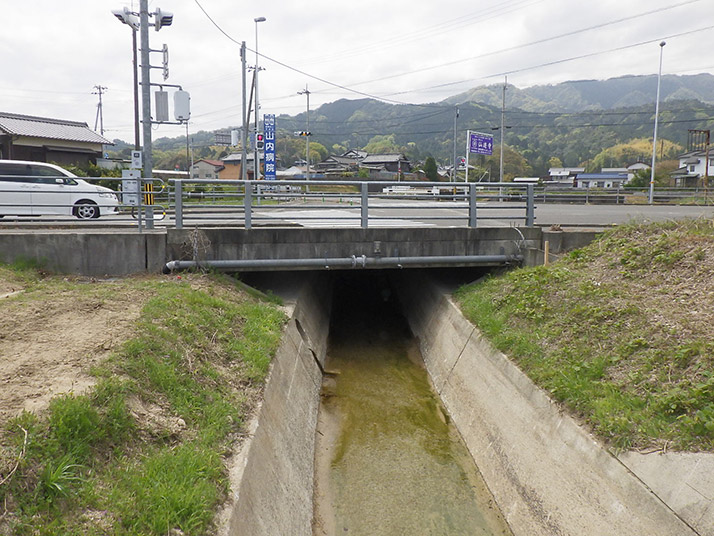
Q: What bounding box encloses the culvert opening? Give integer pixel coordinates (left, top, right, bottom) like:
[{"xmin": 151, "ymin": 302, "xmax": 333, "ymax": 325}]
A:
[
  {"xmin": 313, "ymin": 269, "xmax": 512, "ymax": 536},
  {"xmin": 236, "ymin": 268, "xmax": 512, "ymax": 535}
]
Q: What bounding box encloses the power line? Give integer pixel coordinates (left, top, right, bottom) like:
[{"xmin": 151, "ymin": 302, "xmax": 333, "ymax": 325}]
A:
[
  {"xmin": 307, "ymin": 0, "xmax": 703, "ymax": 95},
  {"xmin": 192, "ymin": 0, "xmax": 440, "ymax": 109}
]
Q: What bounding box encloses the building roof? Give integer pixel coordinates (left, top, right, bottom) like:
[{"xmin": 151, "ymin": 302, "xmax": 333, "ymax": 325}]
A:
[
  {"xmin": 549, "ymin": 167, "xmax": 585, "ymax": 176},
  {"xmin": 361, "ymin": 153, "xmax": 407, "ymax": 164},
  {"xmin": 0, "ymin": 112, "xmax": 111, "ymax": 144},
  {"xmin": 222, "ymin": 153, "xmax": 257, "ymax": 163},
  {"xmin": 194, "ymin": 159, "xmax": 225, "ymax": 168},
  {"xmin": 575, "ymin": 172, "xmax": 628, "ymax": 180}
]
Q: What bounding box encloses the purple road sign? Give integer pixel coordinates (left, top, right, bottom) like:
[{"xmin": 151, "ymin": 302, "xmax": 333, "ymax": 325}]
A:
[
  {"xmin": 469, "ymin": 132, "xmax": 494, "ymax": 155},
  {"xmin": 263, "ymin": 114, "xmax": 276, "ymax": 180}
]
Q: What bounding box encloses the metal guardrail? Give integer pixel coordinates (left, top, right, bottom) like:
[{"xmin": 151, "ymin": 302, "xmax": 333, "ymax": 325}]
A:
[
  {"xmin": 4, "ymin": 174, "xmax": 713, "ymax": 231},
  {"xmin": 168, "ymin": 179, "xmax": 536, "ymax": 229}
]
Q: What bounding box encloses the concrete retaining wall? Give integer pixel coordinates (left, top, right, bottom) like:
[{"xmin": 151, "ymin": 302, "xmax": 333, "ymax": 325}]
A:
[
  {"xmin": 0, "ymin": 230, "xmax": 166, "ymax": 275},
  {"xmin": 394, "ymin": 272, "xmax": 699, "ymax": 536},
  {"xmin": 224, "ymin": 274, "xmax": 331, "ymax": 536},
  {"xmin": 0, "ymin": 227, "xmax": 599, "ymax": 275}
]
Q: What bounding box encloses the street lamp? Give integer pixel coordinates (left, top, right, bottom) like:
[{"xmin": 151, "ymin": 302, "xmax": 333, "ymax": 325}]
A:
[
  {"xmin": 253, "ymin": 17, "xmax": 266, "ymax": 181},
  {"xmin": 649, "ymin": 41, "xmax": 666, "ymax": 204},
  {"xmin": 112, "ymin": 7, "xmax": 141, "ymax": 150}
]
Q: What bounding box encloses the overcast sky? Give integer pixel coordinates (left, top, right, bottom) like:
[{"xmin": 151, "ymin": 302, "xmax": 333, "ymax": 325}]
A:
[{"xmin": 2, "ymin": 0, "xmax": 712, "ymax": 144}]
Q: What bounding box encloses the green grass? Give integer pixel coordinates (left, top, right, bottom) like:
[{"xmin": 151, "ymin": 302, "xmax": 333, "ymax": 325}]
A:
[
  {"xmin": 0, "ymin": 269, "xmax": 286, "ymax": 535},
  {"xmin": 455, "ymin": 219, "xmax": 714, "ymax": 452}
]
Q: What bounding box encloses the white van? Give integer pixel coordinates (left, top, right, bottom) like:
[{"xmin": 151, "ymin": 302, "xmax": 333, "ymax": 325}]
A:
[{"xmin": 0, "ymin": 160, "xmax": 119, "ymax": 219}]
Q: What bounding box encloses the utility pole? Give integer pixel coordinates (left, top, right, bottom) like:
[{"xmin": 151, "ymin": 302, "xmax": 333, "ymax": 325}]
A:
[
  {"xmin": 92, "ymin": 85, "xmax": 107, "ymax": 136},
  {"xmin": 241, "ymin": 41, "xmax": 248, "ymax": 181},
  {"xmin": 139, "ymin": 0, "xmax": 152, "ymax": 181},
  {"xmin": 499, "ymin": 76, "xmax": 507, "ymax": 183},
  {"xmin": 298, "ymin": 85, "xmax": 311, "ymax": 182},
  {"xmin": 253, "ymin": 17, "xmax": 266, "ymax": 181},
  {"xmin": 452, "ymin": 107, "xmax": 459, "ymax": 181}
]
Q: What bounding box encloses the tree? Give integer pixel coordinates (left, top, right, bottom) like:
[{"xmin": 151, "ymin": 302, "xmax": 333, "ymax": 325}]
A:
[
  {"xmin": 423, "ymin": 156, "xmax": 439, "ymax": 181},
  {"xmin": 363, "ymin": 134, "xmax": 400, "ymax": 154}
]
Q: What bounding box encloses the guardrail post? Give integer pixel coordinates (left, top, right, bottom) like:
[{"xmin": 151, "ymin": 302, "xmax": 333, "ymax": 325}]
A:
[
  {"xmin": 174, "ymin": 180, "xmax": 183, "ymax": 229},
  {"xmin": 468, "ymin": 182, "xmax": 478, "ymax": 228},
  {"xmin": 526, "ymin": 184, "xmax": 535, "ymax": 227},
  {"xmin": 361, "ymin": 182, "xmax": 369, "ymax": 229},
  {"xmin": 244, "ymin": 181, "xmax": 252, "ymax": 229}
]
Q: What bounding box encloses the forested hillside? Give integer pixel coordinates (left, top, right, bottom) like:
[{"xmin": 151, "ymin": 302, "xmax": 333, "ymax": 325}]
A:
[{"xmin": 109, "ymin": 74, "xmax": 714, "ymax": 178}]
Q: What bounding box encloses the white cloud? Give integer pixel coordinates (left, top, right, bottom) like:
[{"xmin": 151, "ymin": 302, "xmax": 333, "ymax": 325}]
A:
[{"xmin": 1, "ymin": 0, "xmax": 710, "ymax": 142}]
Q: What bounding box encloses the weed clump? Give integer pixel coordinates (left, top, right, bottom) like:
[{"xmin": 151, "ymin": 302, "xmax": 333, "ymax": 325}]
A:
[{"xmin": 455, "ymin": 218, "xmax": 714, "ymax": 452}]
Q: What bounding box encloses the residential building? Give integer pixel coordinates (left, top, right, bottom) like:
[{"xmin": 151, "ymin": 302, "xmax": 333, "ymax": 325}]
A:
[
  {"xmin": 219, "ymin": 153, "xmax": 261, "ymax": 180},
  {"xmin": 546, "ymin": 167, "xmax": 584, "ymax": 186},
  {"xmin": 191, "ymin": 159, "xmax": 224, "ymax": 180},
  {"xmin": 312, "ymin": 155, "xmax": 360, "ymax": 175},
  {"xmin": 671, "ymin": 149, "xmax": 713, "ymax": 187},
  {"xmin": 360, "ymin": 153, "xmax": 411, "ymax": 174},
  {"xmin": 0, "ymin": 112, "xmax": 111, "ymax": 166},
  {"xmin": 575, "ymin": 171, "xmax": 629, "ymax": 188}
]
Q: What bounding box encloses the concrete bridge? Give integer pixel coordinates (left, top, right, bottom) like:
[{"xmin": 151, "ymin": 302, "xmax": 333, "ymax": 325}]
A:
[{"xmin": 0, "ymin": 226, "xmax": 598, "ymax": 276}]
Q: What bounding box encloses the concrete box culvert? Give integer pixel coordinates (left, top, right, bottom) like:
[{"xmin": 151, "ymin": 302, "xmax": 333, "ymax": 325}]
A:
[{"xmin": 221, "ymin": 269, "xmax": 708, "ymax": 536}]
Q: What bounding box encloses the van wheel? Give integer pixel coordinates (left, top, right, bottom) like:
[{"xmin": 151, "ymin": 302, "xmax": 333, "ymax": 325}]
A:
[{"xmin": 74, "ymin": 201, "xmax": 100, "ymax": 219}]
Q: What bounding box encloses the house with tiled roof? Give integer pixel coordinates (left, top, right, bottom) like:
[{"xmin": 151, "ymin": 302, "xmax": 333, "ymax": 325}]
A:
[{"xmin": 0, "ymin": 112, "xmax": 111, "ymax": 166}]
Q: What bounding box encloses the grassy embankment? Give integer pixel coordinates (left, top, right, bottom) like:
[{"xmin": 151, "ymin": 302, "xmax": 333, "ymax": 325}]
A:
[
  {"xmin": 0, "ymin": 265, "xmax": 286, "ymax": 535},
  {"xmin": 455, "ymin": 219, "xmax": 714, "ymax": 452}
]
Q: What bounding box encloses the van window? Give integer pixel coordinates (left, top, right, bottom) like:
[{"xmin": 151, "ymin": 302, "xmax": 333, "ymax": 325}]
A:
[{"xmin": 0, "ymin": 163, "xmax": 33, "ymax": 176}]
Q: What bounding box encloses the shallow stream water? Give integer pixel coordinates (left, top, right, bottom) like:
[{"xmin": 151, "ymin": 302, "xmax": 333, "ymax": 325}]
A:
[{"xmin": 313, "ymin": 274, "xmax": 512, "ymax": 536}]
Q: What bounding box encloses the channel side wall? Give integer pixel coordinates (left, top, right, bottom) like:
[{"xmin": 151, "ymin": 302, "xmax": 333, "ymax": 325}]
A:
[
  {"xmin": 224, "ymin": 274, "xmax": 331, "ymax": 536},
  {"xmin": 394, "ymin": 271, "xmax": 699, "ymax": 536}
]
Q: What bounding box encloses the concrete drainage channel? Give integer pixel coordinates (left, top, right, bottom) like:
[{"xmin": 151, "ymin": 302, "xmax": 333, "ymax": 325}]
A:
[{"xmin": 221, "ymin": 271, "xmax": 709, "ymax": 536}]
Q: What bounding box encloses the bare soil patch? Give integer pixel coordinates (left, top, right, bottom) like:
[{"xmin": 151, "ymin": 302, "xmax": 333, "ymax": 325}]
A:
[{"xmin": 0, "ymin": 278, "xmax": 151, "ymax": 424}]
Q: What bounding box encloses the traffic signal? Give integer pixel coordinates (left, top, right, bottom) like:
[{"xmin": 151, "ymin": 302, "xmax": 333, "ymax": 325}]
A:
[
  {"xmin": 293, "ymin": 131, "xmax": 311, "ymax": 137},
  {"xmin": 256, "ymin": 133, "xmax": 265, "ymax": 150}
]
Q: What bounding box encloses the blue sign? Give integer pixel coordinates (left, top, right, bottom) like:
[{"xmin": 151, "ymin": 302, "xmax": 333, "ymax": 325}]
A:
[
  {"xmin": 468, "ymin": 132, "xmax": 493, "ymax": 155},
  {"xmin": 263, "ymin": 113, "xmax": 276, "ymax": 180}
]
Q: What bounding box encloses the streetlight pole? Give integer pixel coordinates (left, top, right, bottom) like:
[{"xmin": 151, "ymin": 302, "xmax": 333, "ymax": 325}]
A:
[
  {"xmin": 253, "ymin": 17, "xmax": 266, "ymax": 181},
  {"xmin": 111, "ymin": 8, "xmax": 141, "ymax": 150},
  {"xmin": 649, "ymin": 41, "xmax": 666, "ymax": 204},
  {"xmin": 298, "ymin": 86, "xmax": 311, "ymax": 183}
]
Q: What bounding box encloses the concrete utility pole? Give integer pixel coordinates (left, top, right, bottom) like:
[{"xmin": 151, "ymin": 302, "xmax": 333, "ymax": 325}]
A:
[
  {"xmin": 241, "ymin": 41, "xmax": 248, "ymax": 181},
  {"xmin": 298, "ymin": 85, "xmax": 311, "ymax": 182},
  {"xmin": 93, "ymin": 85, "xmax": 107, "ymax": 136},
  {"xmin": 499, "ymin": 76, "xmax": 507, "ymax": 183},
  {"xmin": 453, "ymin": 107, "xmax": 459, "ymax": 180},
  {"xmin": 253, "ymin": 17, "xmax": 266, "ymax": 181},
  {"xmin": 139, "ymin": 0, "xmax": 153, "ymax": 181}
]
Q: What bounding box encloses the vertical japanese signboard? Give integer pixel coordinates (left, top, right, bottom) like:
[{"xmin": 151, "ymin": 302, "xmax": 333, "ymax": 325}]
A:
[
  {"xmin": 263, "ymin": 113, "xmax": 276, "ymax": 180},
  {"xmin": 468, "ymin": 131, "xmax": 494, "ymax": 155}
]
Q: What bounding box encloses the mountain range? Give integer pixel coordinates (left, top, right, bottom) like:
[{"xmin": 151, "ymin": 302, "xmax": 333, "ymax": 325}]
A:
[{"xmin": 141, "ymin": 73, "xmax": 714, "ymax": 174}]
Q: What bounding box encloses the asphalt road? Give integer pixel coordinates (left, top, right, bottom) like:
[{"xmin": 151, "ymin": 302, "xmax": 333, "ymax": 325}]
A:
[{"xmin": 1, "ymin": 200, "xmax": 713, "ymax": 229}]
